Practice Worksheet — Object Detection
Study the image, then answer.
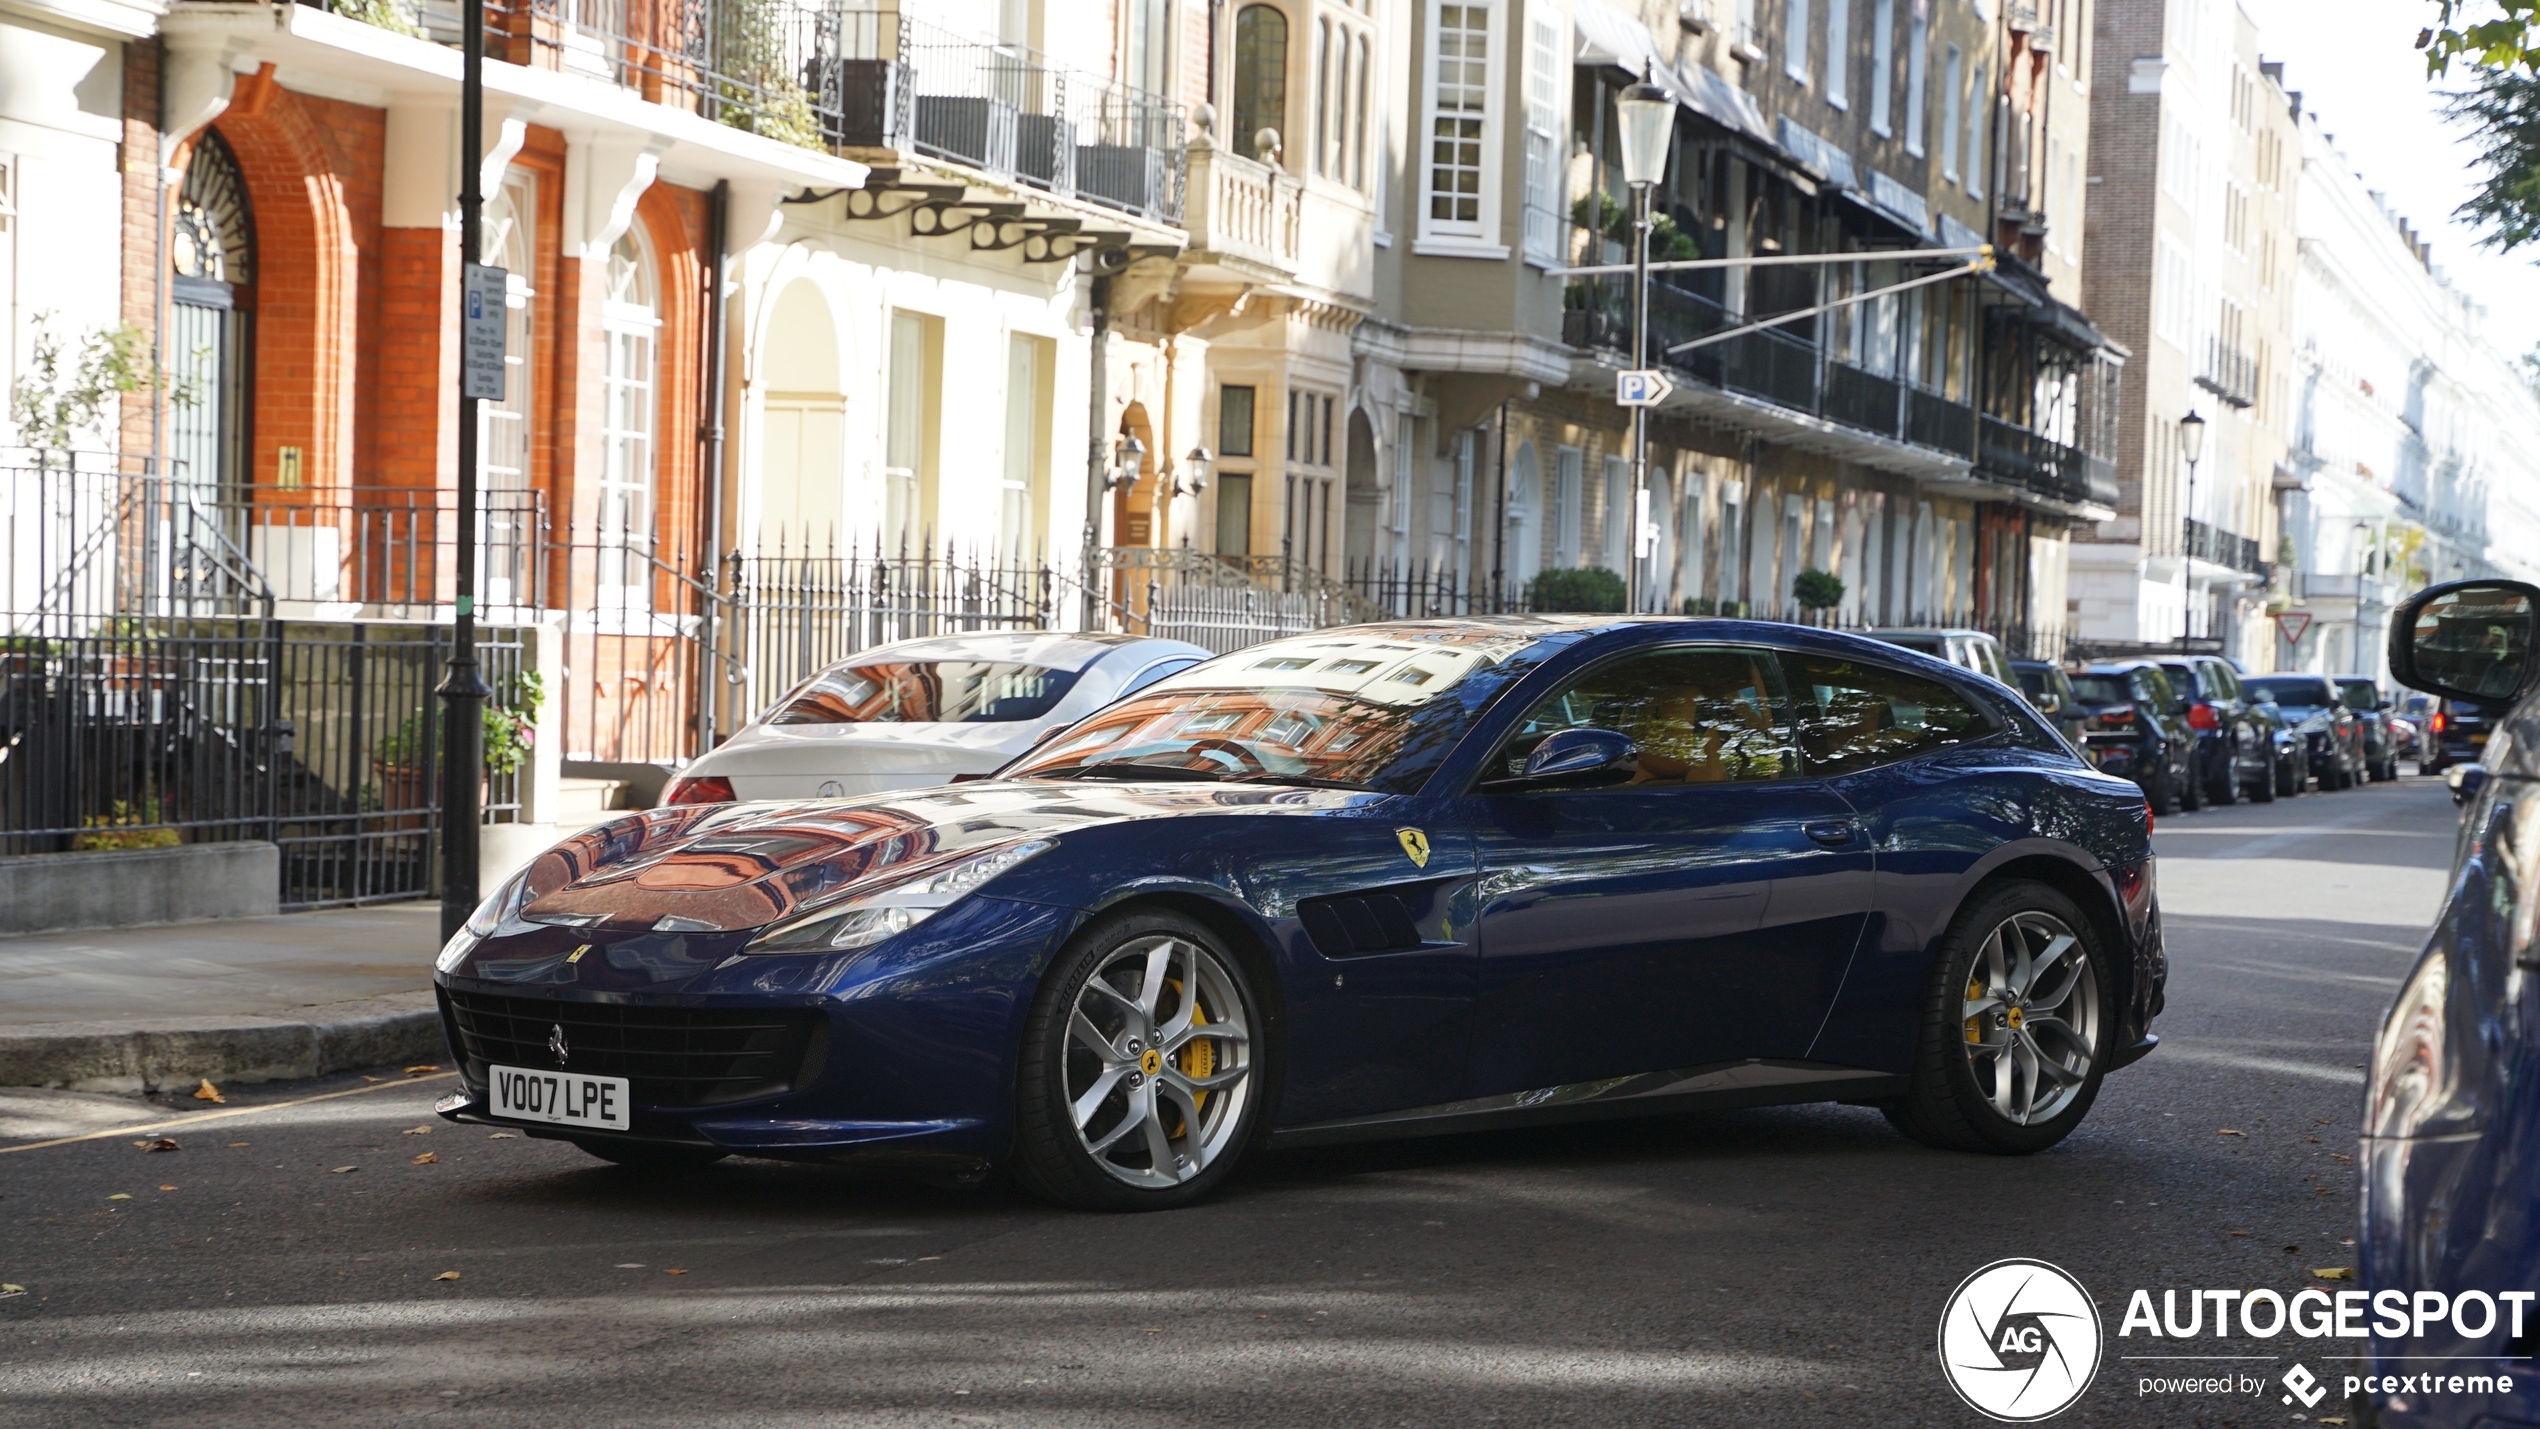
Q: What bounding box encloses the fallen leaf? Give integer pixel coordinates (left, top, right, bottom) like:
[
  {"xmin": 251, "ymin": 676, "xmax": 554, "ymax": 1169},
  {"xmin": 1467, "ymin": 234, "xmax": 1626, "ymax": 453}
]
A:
[
  {"xmin": 2308, "ymin": 1137, "xmax": 2321, "ymax": 1144},
  {"xmin": 134, "ymin": 1138, "xmax": 178, "ymax": 1153},
  {"xmin": 2330, "ymin": 1153, "xmax": 2354, "ymax": 1162},
  {"xmin": 192, "ymin": 1079, "xmax": 225, "ymax": 1104},
  {"xmin": 2342, "ymin": 1238, "xmax": 2357, "ymax": 1246},
  {"xmin": 107, "ymin": 1193, "xmax": 130, "ymax": 1200},
  {"xmin": 404, "ymin": 1065, "xmax": 441, "ymax": 1075},
  {"xmin": 0, "ymin": 1284, "xmax": 23, "ymax": 1295},
  {"xmin": 2230, "ymin": 1231, "xmax": 2248, "ymax": 1237},
  {"xmin": 360, "ymin": 1076, "xmax": 380, "ymax": 1083},
  {"xmin": 2321, "ymin": 1419, "xmax": 2348, "ymax": 1426},
  {"xmin": 433, "ymin": 1271, "xmax": 461, "ymax": 1282},
  {"xmin": 226, "ymin": 1142, "xmax": 248, "ymax": 1149},
  {"xmin": 486, "ymin": 1132, "xmax": 517, "ymax": 1140},
  {"xmin": 402, "ymin": 1126, "xmax": 433, "ymax": 1136},
  {"xmin": 663, "ymin": 1268, "xmax": 688, "ymax": 1276},
  {"xmin": 411, "ymin": 1152, "xmax": 440, "ymax": 1165},
  {"xmin": 2314, "ymin": 1267, "xmax": 2354, "ymax": 1280},
  {"xmin": 615, "ymin": 1263, "xmax": 645, "ymax": 1269},
  {"xmin": 158, "ymin": 1185, "xmax": 177, "ymax": 1192},
  {"xmin": 2216, "ymin": 1128, "xmax": 2247, "ymax": 1137},
  {"xmin": 2286, "ymin": 1245, "xmax": 2302, "ymax": 1254},
  {"xmin": 331, "ymin": 1166, "xmax": 357, "ymax": 1175}
]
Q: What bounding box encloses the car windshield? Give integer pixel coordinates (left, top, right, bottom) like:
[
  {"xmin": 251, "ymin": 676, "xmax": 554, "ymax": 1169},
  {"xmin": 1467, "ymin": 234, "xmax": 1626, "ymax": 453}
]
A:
[
  {"xmin": 1004, "ymin": 626, "xmax": 1567, "ymax": 794},
  {"xmin": 2246, "ymin": 676, "xmax": 2333, "ymax": 711},
  {"xmin": 2068, "ymin": 674, "xmax": 2131, "ymax": 705},
  {"xmin": 765, "ymin": 660, "xmax": 1087, "ymax": 725},
  {"xmin": 2337, "ymin": 680, "xmax": 2382, "ymax": 710},
  {"xmin": 2015, "ymin": 669, "xmax": 2051, "ymax": 698}
]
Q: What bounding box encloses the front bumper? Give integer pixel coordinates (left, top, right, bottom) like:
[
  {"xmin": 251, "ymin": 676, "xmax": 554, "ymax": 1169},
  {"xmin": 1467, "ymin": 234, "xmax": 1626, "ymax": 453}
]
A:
[{"xmin": 431, "ymin": 894, "xmax": 1080, "ymax": 1167}]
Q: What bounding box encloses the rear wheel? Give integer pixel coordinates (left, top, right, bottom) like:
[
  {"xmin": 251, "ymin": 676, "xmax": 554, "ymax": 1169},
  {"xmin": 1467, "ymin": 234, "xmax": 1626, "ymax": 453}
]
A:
[
  {"xmin": 2179, "ymin": 755, "xmax": 2206, "ymax": 812},
  {"xmin": 2208, "ymin": 750, "xmax": 2240, "ymax": 806},
  {"xmin": 1011, "ymin": 910, "xmax": 1266, "ymax": 1211},
  {"xmin": 1885, "ymin": 883, "xmax": 2112, "ymax": 1155},
  {"xmin": 573, "ymin": 1141, "xmax": 729, "ymax": 1173},
  {"xmin": 2249, "ymin": 756, "xmax": 2277, "ymax": 803}
]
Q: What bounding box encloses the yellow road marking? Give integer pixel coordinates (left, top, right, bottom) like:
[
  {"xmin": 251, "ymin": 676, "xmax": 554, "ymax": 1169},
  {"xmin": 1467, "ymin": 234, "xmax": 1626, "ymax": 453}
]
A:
[{"xmin": 0, "ymin": 1073, "xmax": 459, "ymax": 1155}]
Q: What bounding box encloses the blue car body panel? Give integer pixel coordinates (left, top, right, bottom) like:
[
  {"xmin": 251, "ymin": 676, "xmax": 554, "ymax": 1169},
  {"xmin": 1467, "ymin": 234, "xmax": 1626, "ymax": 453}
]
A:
[{"xmin": 433, "ymin": 618, "xmax": 2160, "ymax": 1172}]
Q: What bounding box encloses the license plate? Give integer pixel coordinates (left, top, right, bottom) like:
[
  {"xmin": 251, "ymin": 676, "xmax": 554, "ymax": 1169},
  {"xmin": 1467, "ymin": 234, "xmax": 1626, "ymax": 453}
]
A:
[{"xmin": 487, "ymin": 1064, "xmax": 630, "ymax": 1130}]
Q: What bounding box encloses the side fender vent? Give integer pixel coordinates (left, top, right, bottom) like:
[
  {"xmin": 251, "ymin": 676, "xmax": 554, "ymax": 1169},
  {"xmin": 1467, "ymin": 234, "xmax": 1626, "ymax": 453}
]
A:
[{"xmin": 1299, "ymin": 892, "xmax": 1423, "ymax": 958}]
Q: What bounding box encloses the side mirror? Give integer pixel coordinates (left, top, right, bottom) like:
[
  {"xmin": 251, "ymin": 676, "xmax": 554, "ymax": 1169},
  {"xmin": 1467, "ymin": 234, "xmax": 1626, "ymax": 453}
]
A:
[
  {"xmin": 2449, "ymin": 763, "xmax": 2488, "ymax": 808},
  {"xmin": 2390, "ymin": 579, "xmax": 2540, "ymax": 707},
  {"xmin": 1487, "ymin": 727, "xmax": 1639, "ymax": 791},
  {"xmin": 2034, "ymin": 692, "xmax": 2061, "ymax": 714}
]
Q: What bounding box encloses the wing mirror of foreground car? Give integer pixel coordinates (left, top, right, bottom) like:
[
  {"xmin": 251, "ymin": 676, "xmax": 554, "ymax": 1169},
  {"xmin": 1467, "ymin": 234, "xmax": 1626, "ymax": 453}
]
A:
[
  {"xmin": 1483, "ymin": 727, "xmax": 1640, "ymax": 792},
  {"xmin": 2390, "ymin": 578, "xmax": 2540, "ymax": 707},
  {"xmin": 2448, "ymin": 764, "xmax": 2488, "ymax": 807}
]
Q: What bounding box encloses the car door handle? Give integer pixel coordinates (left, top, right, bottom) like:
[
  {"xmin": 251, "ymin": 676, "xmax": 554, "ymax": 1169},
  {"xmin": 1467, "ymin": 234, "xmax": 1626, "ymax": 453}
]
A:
[{"xmin": 1802, "ymin": 819, "xmax": 1861, "ymax": 849}]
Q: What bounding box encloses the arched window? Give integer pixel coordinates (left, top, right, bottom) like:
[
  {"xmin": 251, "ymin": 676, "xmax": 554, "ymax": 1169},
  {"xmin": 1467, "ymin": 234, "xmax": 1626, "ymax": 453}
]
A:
[
  {"xmin": 1233, "ymin": 5, "xmax": 1288, "ymax": 164},
  {"xmin": 480, "ymin": 170, "xmax": 538, "ymax": 607},
  {"xmin": 599, "ymin": 226, "xmax": 659, "ymax": 607},
  {"xmin": 169, "ymin": 129, "xmax": 254, "ymax": 498}
]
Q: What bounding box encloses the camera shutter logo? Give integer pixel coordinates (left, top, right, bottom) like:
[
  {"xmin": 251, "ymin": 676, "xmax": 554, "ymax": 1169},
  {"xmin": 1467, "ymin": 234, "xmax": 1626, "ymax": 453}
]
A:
[{"xmin": 1937, "ymin": 1259, "xmax": 2103, "ymax": 1421}]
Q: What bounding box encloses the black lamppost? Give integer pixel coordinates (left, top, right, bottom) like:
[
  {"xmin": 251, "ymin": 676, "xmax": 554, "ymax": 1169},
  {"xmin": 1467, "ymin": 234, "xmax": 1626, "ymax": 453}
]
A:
[
  {"xmin": 1615, "ymin": 69, "xmax": 1674, "ymax": 613},
  {"xmin": 2177, "ymin": 409, "xmax": 2206, "ymax": 650},
  {"xmin": 438, "ymin": 0, "xmax": 491, "ymax": 938}
]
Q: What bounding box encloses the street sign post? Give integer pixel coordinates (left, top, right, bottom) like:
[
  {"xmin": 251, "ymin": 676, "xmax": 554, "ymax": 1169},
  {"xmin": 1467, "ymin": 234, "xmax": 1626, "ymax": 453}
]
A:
[
  {"xmin": 461, "ymin": 263, "xmax": 508, "ymax": 401},
  {"xmin": 1616, "ymin": 369, "xmax": 1674, "ymax": 407},
  {"xmin": 2273, "ymin": 610, "xmax": 2314, "ymax": 647}
]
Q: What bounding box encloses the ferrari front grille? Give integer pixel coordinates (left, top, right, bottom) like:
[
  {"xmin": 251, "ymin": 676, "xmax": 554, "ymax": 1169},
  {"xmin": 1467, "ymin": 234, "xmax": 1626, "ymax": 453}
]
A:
[{"xmin": 439, "ymin": 989, "xmax": 823, "ymax": 1109}]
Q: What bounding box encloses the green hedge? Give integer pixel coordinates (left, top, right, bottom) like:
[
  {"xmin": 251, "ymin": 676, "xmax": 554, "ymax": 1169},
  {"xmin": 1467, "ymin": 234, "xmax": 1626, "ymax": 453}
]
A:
[{"xmin": 1527, "ymin": 566, "xmax": 1627, "ymax": 613}]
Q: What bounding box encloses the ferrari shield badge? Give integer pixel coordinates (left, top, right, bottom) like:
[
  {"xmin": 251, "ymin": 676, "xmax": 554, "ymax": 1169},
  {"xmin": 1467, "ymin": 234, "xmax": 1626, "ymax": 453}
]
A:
[{"xmin": 1396, "ymin": 828, "xmax": 1431, "ymax": 868}]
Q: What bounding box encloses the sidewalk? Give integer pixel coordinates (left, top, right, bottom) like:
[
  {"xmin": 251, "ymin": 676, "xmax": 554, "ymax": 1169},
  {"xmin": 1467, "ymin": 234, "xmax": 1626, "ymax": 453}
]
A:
[{"xmin": 0, "ymin": 903, "xmax": 446, "ymax": 1092}]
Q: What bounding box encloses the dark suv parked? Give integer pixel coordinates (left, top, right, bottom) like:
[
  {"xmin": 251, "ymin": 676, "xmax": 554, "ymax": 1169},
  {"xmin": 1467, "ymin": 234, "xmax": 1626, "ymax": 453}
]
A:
[
  {"xmin": 2069, "ymin": 662, "xmax": 2200, "ymax": 813},
  {"xmin": 2244, "ymin": 674, "xmax": 2368, "ymax": 789},
  {"xmin": 2418, "ymin": 697, "xmax": 2489, "ymax": 775},
  {"xmin": 2156, "ymin": 656, "xmax": 2271, "ymax": 805},
  {"xmin": 2011, "ymin": 660, "xmax": 2086, "ymax": 746},
  {"xmin": 2333, "ymin": 676, "xmax": 2402, "ymax": 782}
]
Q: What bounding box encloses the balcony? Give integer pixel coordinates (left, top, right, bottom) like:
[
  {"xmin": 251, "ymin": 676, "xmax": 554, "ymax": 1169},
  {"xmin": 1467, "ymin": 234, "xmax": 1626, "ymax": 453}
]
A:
[
  {"xmin": 2185, "ymin": 517, "xmax": 2267, "ymax": 576},
  {"xmin": 1977, "ymin": 416, "xmax": 2121, "ymax": 508},
  {"xmin": 287, "ymin": 0, "xmax": 1183, "ymax": 223},
  {"xmin": 1181, "ymin": 134, "xmax": 1302, "ymax": 280},
  {"xmin": 2195, "ymin": 338, "xmax": 2258, "ymax": 410}
]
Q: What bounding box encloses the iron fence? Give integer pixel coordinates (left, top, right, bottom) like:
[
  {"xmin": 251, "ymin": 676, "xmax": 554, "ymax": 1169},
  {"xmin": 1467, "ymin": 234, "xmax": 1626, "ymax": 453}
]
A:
[{"xmin": 0, "ymin": 614, "xmax": 525, "ymax": 908}]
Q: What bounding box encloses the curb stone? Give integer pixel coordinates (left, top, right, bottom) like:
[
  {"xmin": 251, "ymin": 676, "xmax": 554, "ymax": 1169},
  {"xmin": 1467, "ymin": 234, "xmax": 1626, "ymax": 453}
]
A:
[{"xmin": 0, "ymin": 994, "xmax": 445, "ymax": 1093}]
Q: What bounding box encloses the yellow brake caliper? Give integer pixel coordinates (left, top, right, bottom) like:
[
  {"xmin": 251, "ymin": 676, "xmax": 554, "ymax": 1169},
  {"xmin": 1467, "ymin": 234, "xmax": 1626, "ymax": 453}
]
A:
[
  {"xmin": 1179, "ymin": 999, "xmax": 1215, "ymax": 1109},
  {"xmin": 1964, "ymin": 976, "xmax": 1986, "ymax": 1045}
]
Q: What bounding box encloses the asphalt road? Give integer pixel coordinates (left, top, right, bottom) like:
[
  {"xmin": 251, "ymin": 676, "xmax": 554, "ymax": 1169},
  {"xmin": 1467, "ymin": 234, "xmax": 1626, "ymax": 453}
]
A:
[{"xmin": 0, "ymin": 776, "xmax": 2453, "ymax": 1427}]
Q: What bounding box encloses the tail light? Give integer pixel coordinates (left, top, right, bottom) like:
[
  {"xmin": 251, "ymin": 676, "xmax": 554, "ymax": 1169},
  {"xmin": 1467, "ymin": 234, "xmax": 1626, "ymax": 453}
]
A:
[
  {"xmin": 661, "ymin": 774, "xmax": 735, "ymax": 806},
  {"xmin": 2432, "ymin": 710, "xmax": 2448, "ymax": 735},
  {"xmin": 2088, "ymin": 708, "xmax": 2135, "ymax": 731},
  {"xmin": 2186, "ymin": 702, "xmax": 2220, "ymax": 730},
  {"xmin": 2144, "ymin": 797, "xmax": 2156, "ymax": 836}
]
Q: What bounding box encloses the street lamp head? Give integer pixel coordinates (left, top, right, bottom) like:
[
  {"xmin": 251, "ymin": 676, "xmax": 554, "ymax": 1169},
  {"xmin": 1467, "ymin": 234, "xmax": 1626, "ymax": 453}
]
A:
[
  {"xmin": 1178, "ymin": 445, "xmax": 1213, "ymax": 495},
  {"xmin": 1108, "ymin": 432, "xmax": 1147, "ymax": 492},
  {"xmin": 2178, "ymin": 410, "xmax": 2207, "ymax": 466},
  {"xmin": 1616, "ymin": 66, "xmax": 1676, "ymax": 189}
]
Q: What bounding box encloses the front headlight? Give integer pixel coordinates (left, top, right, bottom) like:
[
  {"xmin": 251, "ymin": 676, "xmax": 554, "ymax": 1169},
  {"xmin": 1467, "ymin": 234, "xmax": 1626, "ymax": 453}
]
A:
[
  {"xmin": 741, "ymin": 838, "xmax": 1055, "ymax": 955},
  {"xmin": 435, "ymin": 868, "xmax": 537, "ymax": 972}
]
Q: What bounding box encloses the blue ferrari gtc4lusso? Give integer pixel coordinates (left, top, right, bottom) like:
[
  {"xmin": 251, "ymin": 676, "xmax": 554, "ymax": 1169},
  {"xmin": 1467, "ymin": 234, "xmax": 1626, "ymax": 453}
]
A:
[{"xmin": 433, "ymin": 617, "xmax": 2165, "ymax": 1209}]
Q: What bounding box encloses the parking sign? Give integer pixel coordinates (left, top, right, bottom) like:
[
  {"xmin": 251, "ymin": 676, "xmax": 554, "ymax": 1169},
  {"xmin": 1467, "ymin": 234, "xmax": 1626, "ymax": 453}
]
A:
[{"xmin": 1616, "ymin": 369, "xmax": 1674, "ymax": 407}]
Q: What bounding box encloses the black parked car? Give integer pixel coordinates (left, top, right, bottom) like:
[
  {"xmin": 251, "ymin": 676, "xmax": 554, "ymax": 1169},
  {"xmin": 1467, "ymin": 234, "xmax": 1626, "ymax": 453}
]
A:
[
  {"xmin": 2012, "ymin": 660, "xmax": 2086, "ymax": 746},
  {"xmin": 2156, "ymin": 656, "xmax": 2272, "ymax": 805},
  {"xmin": 2069, "ymin": 662, "xmax": 2200, "ymax": 813},
  {"xmin": 2243, "ymin": 690, "xmax": 2307, "ymax": 799},
  {"xmin": 2334, "ymin": 676, "xmax": 2402, "ymax": 782},
  {"xmin": 2243, "ymin": 674, "xmax": 2368, "ymax": 789},
  {"xmin": 2418, "ymin": 697, "xmax": 2489, "ymax": 775}
]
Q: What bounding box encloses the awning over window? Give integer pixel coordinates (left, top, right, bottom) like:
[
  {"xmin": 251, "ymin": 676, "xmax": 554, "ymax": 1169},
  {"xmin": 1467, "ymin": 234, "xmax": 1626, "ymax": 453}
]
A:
[{"xmin": 1571, "ymin": 0, "xmax": 1776, "ymax": 146}]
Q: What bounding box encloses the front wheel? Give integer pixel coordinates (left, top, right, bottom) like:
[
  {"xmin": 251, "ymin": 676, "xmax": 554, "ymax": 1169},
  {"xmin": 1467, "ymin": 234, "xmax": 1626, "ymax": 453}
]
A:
[
  {"xmin": 1011, "ymin": 910, "xmax": 1267, "ymax": 1211},
  {"xmin": 1885, "ymin": 883, "xmax": 2112, "ymax": 1155},
  {"xmin": 2249, "ymin": 758, "xmax": 2277, "ymax": 803}
]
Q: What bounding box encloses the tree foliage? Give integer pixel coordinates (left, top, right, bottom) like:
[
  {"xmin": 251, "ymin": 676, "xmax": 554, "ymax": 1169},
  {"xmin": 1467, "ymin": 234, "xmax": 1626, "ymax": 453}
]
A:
[
  {"xmin": 2422, "ymin": 1, "xmax": 2540, "ymax": 75},
  {"xmin": 9, "ymin": 313, "xmax": 154, "ymax": 452},
  {"xmin": 2446, "ymin": 67, "xmax": 2540, "ymax": 252}
]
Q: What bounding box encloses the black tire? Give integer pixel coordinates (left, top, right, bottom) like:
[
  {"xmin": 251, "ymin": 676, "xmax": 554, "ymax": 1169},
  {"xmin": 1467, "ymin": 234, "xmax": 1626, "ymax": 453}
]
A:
[
  {"xmin": 2249, "ymin": 758, "xmax": 2277, "ymax": 803},
  {"xmin": 2179, "ymin": 755, "xmax": 2206, "ymax": 812},
  {"xmin": 2208, "ymin": 750, "xmax": 2240, "ymax": 806},
  {"xmin": 2279, "ymin": 757, "xmax": 2302, "ymax": 797},
  {"xmin": 1010, "ymin": 908, "xmax": 1270, "ymax": 1211},
  {"xmin": 574, "ymin": 1140, "xmax": 729, "ymax": 1172},
  {"xmin": 1885, "ymin": 882, "xmax": 2114, "ymax": 1155}
]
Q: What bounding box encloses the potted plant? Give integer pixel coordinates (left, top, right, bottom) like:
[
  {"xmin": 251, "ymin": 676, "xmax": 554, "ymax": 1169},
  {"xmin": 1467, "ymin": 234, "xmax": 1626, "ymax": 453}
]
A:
[{"xmin": 1792, "ymin": 568, "xmax": 1846, "ymax": 624}]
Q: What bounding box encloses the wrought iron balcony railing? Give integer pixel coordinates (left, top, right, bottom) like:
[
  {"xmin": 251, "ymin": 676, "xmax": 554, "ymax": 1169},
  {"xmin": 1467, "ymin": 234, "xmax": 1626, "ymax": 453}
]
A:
[
  {"xmin": 2195, "ymin": 338, "xmax": 2258, "ymax": 410},
  {"xmin": 2184, "ymin": 516, "xmax": 2267, "ymax": 575},
  {"xmin": 286, "ymin": 0, "xmax": 1186, "ymax": 220}
]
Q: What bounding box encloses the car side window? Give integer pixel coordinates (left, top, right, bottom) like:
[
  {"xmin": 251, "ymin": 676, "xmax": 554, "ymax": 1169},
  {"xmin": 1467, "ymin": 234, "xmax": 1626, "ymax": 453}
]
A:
[
  {"xmin": 1500, "ymin": 646, "xmax": 1799, "ymax": 784},
  {"xmin": 1785, "ymin": 654, "xmax": 1998, "ymax": 777},
  {"xmin": 2206, "ymin": 662, "xmax": 2241, "ymax": 700},
  {"xmin": 1122, "ymin": 658, "xmax": 1200, "ymax": 696}
]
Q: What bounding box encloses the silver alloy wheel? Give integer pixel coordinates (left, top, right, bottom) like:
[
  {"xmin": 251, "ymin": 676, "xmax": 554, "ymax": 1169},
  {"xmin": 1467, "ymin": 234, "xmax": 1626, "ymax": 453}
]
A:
[
  {"xmin": 1063, "ymin": 934, "xmax": 1254, "ymax": 1189},
  {"xmin": 1959, "ymin": 910, "xmax": 2100, "ymax": 1126}
]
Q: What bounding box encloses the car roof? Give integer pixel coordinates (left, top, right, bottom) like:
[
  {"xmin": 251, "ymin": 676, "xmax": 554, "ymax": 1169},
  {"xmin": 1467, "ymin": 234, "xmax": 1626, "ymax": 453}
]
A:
[
  {"xmin": 821, "ymin": 631, "xmax": 1197, "ymax": 672},
  {"xmin": 1865, "ymin": 627, "xmax": 1994, "ymax": 638}
]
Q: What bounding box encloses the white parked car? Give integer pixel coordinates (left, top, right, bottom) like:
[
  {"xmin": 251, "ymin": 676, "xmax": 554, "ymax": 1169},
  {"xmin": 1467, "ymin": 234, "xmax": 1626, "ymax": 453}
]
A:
[
  {"xmin": 659, "ymin": 632, "xmax": 1213, "ymax": 805},
  {"xmin": 1864, "ymin": 627, "xmax": 2016, "ymax": 685}
]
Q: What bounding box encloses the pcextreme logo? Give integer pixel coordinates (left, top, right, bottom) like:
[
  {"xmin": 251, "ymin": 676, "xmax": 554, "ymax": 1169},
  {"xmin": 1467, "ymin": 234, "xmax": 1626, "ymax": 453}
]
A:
[{"xmin": 1938, "ymin": 1259, "xmax": 2105, "ymax": 1422}]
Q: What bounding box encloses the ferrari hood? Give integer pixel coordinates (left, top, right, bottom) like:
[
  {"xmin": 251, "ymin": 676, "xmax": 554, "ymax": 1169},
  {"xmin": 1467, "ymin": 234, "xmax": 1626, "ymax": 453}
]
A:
[{"xmin": 510, "ymin": 778, "xmax": 1365, "ymax": 935}]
